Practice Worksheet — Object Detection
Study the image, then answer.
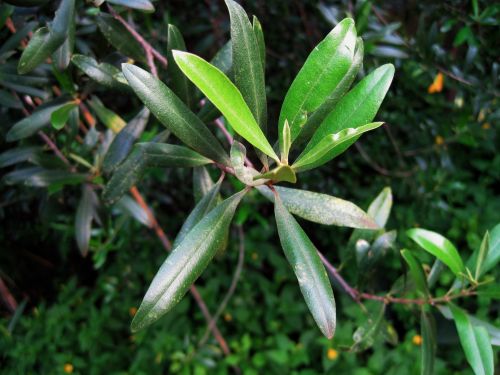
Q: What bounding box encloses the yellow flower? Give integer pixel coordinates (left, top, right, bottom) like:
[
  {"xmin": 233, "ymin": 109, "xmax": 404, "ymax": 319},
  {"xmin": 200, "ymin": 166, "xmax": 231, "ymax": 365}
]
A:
[
  {"xmin": 63, "ymin": 363, "xmax": 74, "ymax": 374},
  {"xmin": 412, "ymin": 334, "xmax": 423, "ymax": 346},
  {"xmin": 428, "ymin": 73, "xmax": 444, "ymax": 94},
  {"xmin": 327, "ymin": 348, "xmax": 338, "ymax": 360},
  {"xmin": 129, "ymin": 307, "xmax": 137, "ymax": 317},
  {"xmin": 435, "ymin": 135, "xmax": 445, "ymax": 146},
  {"xmin": 224, "ymin": 313, "xmax": 232, "ymax": 322},
  {"xmin": 482, "ymin": 123, "xmax": 490, "ymax": 130}
]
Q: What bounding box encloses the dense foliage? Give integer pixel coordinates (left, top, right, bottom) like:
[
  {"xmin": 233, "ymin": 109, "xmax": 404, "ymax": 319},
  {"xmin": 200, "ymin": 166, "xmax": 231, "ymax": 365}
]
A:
[{"xmin": 0, "ymin": 0, "xmax": 498, "ymax": 374}]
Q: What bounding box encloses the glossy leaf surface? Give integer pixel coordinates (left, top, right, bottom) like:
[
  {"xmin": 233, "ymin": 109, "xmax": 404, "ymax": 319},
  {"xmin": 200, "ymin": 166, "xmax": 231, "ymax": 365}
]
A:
[
  {"xmin": 131, "ymin": 190, "xmax": 246, "ymax": 332},
  {"xmin": 122, "ymin": 63, "xmax": 229, "ymax": 165},
  {"xmin": 279, "ymin": 18, "xmax": 356, "ymax": 145},
  {"xmin": 407, "ymin": 228, "xmax": 464, "ymax": 276},
  {"xmin": 274, "ymin": 195, "xmax": 336, "ymax": 338},
  {"xmin": 172, "ymin": 51, "xmax": 278, "ymax": 161},
  {"xmin": 421, "ymin": 310, "xmax": 436, "ymax": 375},
  {"xmin": 72, "ymin": 54, "xmax": 128, "ymax": 90},
  {"xmin": 401, "ymin": 249, "xmax": 429, "ymax": 296}
]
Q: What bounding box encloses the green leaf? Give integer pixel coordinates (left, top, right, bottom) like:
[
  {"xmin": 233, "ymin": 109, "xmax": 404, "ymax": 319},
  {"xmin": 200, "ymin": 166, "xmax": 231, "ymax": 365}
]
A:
[
  {"xmin": 225, "ymin": 0, "xmax": 267, "ymax": 131},
  {"xmin": 253, "ymin": 164, "xmax": 296, "ymax": 184},
  {"xmin": 102, "ymin": 107, "xmax": 150, "ymax": 174},
  {"xmin": 167, "ymin": 24, "xmax": 195, "ymax": 109},
  {"xmin": 88, "ymin": 96, "xmax": 126, "ymax": 133},
  {"xmin": 474, "ymin": 231, "xmax": 489, "ymax": 280},
  {"xmin": 295, "ymin": 37, "xmax": 364, "ymax": 147},
  {"xmin": 420, "ymin": 310, "xmax": 436, "ymax": 375},
  {"xmin": 351, "ymin": 303, "xmax": 386, "ymax": 352},
  {"xmin": 303, "ymin": 64, "xmax": 395, "ymax": 155},
  {"xmin": 131, "ymin": 190, "xmax": 246, "ymax": 332},
  {"xmin": 357, "ymin": 230, "xmax": 396, "ymax": 276},
  {"xmin": 367, "ymin": 186, "xmax": 393, "ymax": 228},
  {"xmin": 50, "ymin": 102, "xmax": 78, "ymax": 130},
  {"xmin": 230, "ymin": 141, "xmax": 268, "ymax": 186},
  {"xmin": 450, "ymin": 304, "xmax": 494, "ymax": 375},
  {"xmin": 3, "ymin": 167, "xmax": 86, "ymax": 187},
  {"xmin": 482, "ymin": 223, "xmax": 500, "ymax": 275},
  {"xmin": 193, "ymin": 167, "xmax": 215, "ymax": 203},
  {"xmin": 279, "ymin": 18, "xmax": 357, "ymax": 146},
  {"xmin": 400, "ymin": 249, "xmax": 429, "ymax": 296},
  {"xmin": 6, "ymin": 101, "xmax": 71, "ymax": 141},
  {"xmin": 52, "ymin": 11, "xmax": 75, "ymax": 71},
  {"xmin": 115, "ymin": 195, "xmax": 151, "ymax": 227},
  {"xmin": 17, "ymin": 0, "xmax": 75, "ymax": 74},
  {"xmin": 122, "ymin": 63, "xmax": 229, "ymax": 165},
  {"xmin": 274, "ymin": 194, "xmax": 336, "ymax": 338},
  {"xmin": 0, "ymin": 89, "xmax": 22, "ymax": 109},
  {"xmin": 173, "ymin": 178, "xmax": 222, "ymax": 248},
  {"xmin": 407, "ymin": 228, "xmax": 465, "ymax": 276},
  {"xmin": 172, "ymin": 51, "xmax": 278, "ymax": 162},
  {"xmin": 293, "ymin": 122, "xmax": 384, "ymax": 172},
  {"xmin": 258, "ymin": 185, "xmax": 378, "ymax": 229},
  {"xmin": 96, "ymin": 14, "xmax": 146, "ymax": 63},
  {"xmin": 103, "ymin": 142, "xmax": 211, "ymax": 205},
  {"xmin": 106, "ymin": 0, "xmax": 155, "ymax": 12},
  {"xmin": 75, "ymin": 185, "xmax": 98, "ymax": 257},
  {"xmin": 0, "ymin": 146, "xmax": 41, "ymax": 168},
  {"xmin": 280, "ymin": 119, "xmax": 291, "ymax": 164},
  {"xmin": 252, "ymin": 16, "xmax": 265, "ymax": 75},
  {"xmin": 71, "ymin": 54, "xmax": 128, "ymax": 90}
]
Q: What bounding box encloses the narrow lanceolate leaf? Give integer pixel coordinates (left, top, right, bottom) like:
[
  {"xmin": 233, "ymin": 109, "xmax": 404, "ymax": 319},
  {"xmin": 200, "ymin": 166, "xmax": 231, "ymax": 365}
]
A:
[
  {"xmin": 173, "ymin": 178, "xmax": 222, "ymax": 248},
  {"xmin": 474, "ymin": 231, "xmax": 489, "ymax": 280},
  {"xmin": 367, "ymin": 186, "xmax": 393, "ymax": 228},
  {"xmin": 279, "ymin": 18, "xmax": 357, "ymax": 147},
  {"xmin": 106, "ymin": 0, "xmax": 155, "ymax": 12},
  {"xmin": 116, "ymin": 195, "xmax": 151, "ymax": 227},
  {"xmin": 18, "ymin": 0, "xmax": 75, "ymax": 74},
  {"xmin": 280, "ymin": 120, "xmax": 291, "ymax": 164},
  {"xmin": 103, "ymin": 142, "xmax": 211, "ymax": 205},
  {"xmin": 103, "ymin": 107, "xmax": 150, "ymax": 174},
  {"xmin": 97, "ymin": 14, "xmax": 146, "ymax": 63},
  {"xmin": 193, "ymin": 167, "xmax": 215, "ymax": 203},
  {"xmin": 52, "ymin": 11, "xmax": 75, "ymax": 71},
  {"xmin": 0, "ymin": 146, "xmax": 41, "ymax": 168},
  {"xmin": 252, "ymin": 16, "xmax": 265, "ymax": 77},
  {"xmin": 122, "ymin": 63, "xmax": 229, "ymax": 165},
  {"xmin": 274, "ymin": 195, "xmax": 336, "ymax": 338},
  {"xmin": 293, "ymin": 122, "xmax": 384, "ymax": 172},
  {"xmin": 421, "ymin": 310, "xmax": 436, "ymax": 375},
  {"xmin": 481, "ymin": 223, "xmax": 500, "ymax": 276},
  {"xmin": 304, "ymin": 64, "xmax": 395, "ymax": 154},
  {"xmin": 167, "ymin": 24, "xmax": 195, "ymax": 109},
  {"xmin": 88, "ymin": 96, "xmax": 126, "ymax": 133},
  {"xmin": 50, "ymin": 102, "xmax": 78, "ymax": 130},
  {"xmin": 400, "ymin": 249, "xmax": 429, "ymax": 296},
  {"xmin": 295, "ymin": 37, "xmax": 364, "ymax": 147},
  {"xmin": 131, "ymin": 190, "xmax": 246, "ymax": 332},
  {"xmin": 72, "ymin": 54, "xmax": 128, "ymax": 90},
  {"xmin": 172, "ymin": 51, "xmax": 278, "ymax": 161},
  {"xmin": 258, "ymin": 185, "xmax": 378, "ymax": 229},
  {"xmin": 407, "ymin": 228, "xmax": 464, "ymax": 276},
  {"xmin": 75, "ymin": 185, "xmax": 98, "ymax": 257},
  {"xmin": 225, "ymin": 0, "xmax": 267, "ymax": 131},
  {"xmin": 450, "ymin": 304, "xmax": 494, "ymax": 375},
  {"xmin": 6, "ymin": 101, "xmax": 70, "ymax": 141}
]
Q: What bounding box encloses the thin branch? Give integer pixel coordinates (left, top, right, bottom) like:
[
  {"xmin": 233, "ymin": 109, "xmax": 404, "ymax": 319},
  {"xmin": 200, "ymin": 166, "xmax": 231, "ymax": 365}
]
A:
[
  {"xmin": 0, "ymin": 277, "xmax": 18, "ymax": 313},
  {"xmin": 355, "ymin": 142, "xmax": 415, "ymax": 178},
  {"xmin": 198, "ymin": 225, "xmax": 246, "ymax": 347}
]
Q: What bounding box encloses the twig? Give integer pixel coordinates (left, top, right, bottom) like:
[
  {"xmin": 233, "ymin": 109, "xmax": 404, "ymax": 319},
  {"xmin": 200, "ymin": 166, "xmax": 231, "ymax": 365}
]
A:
[
  {"xmin": 0, "ymin": 277, "xmax": 18, "ymax": 313},
  {"xmin": 198, "ymin": 225, "xmax": 246, "ymax": 347},
  {"xmin": 355, "ymin": 142, "xmax": 415, "ymax": 178},
  {"xmin": 318, "ymin": 251, "xmax": 359, "ymax": 301}
]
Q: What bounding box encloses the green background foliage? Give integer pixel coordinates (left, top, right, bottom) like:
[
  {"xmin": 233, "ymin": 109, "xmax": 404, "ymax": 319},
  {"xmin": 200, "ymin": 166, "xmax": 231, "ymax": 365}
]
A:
[{"xmin": 0, "ymin": 0, "xmax": 498, "ymax": 374}]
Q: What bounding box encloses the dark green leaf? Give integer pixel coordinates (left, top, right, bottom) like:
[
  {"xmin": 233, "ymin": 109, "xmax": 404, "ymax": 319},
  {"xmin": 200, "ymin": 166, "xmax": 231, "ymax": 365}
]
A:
[
  {"xmin": 0, "ymin": 89, "xmax": 22, "ymax": 109},
  {"xmin": 131, "ymin": 190, "xmax": 246, "ymax": 332},
  {"xmin": 72, "ymin": 54, "xmax": 128, "ymax": 90},
  {"xmin": 115, "ymin": 195, "xmax": 151, "ymax": 227},
  {"xmin": 192, "ymin": 167, "xmax": 215, "ymax": 203},
  {"xmin": 75, "ymin": 185, "xmax": 98, "ymax": 257},
  {"xmin": 96, "ymin": 14, "xmax": 146, "ymax": 63},
  {"xmin": 303, "ymin": 64, "xmax": 395, "ymax": 156},
  {"xmin": 401, "ymin": 249, "xmax": 429, "ymax": 296},
  {"xmin": 421, "ymin": 310, "xmax": 436, "ymax": 375},
  {"xmin": 407, "ymin": 228, "xmax": 465, "ymax": 276},
  {"xmin": 258, "ymin": 185, "xmax": 378, "ymax": 229},
  {"xmin": 103, "ymin": 107, "xmax": 150, "ymax": 174},
  {"xmin": 351, "ymin": 303, "xmax": 386, "ymax": 351},
  {"xmin": 167, "ymin": 24, "xmax": 195, "ymax": 109},
  {"xmin": 474, "ymin": 231, "xmax": 489, "ymax": 280},
  {"xmin": 274, "ymin": 194, "xmax": 336, "ymax": 338},
  {"xmin": 252, "ymin": 16, "xmax": 265, "ymax": 75},
  {"xmin": 50, "ymin": 102, "xmax": 78, "ymax": 130},
  {"xmin": 6, "ymin": 101, "xmax": 71, "ymax": 141},
  {"xmin": 172, "ymin": 51, "xmax": 278, "ymax": 161},
  {"xmin": 225, "ymin": 0, "xmax": 267, "ymax": 131},
  {"xmin": 293, "ymin": 122, "xmax": 384, "ymax": 172},
  {"xmin": 0, "ymin": 21, "xmax": 37, "ymax": 58},
  {"xmin": 0, "ymin": 146, "xmax": 41, "ymax": 168},
  {"xmin": 52, "ymin": 12, "xmax": 75, "ymax": 71},
  {"xmin": 3, "ymin": 167, "xmax": 86, "ymax": 187},
  {"xmin": 279, "ymin": 18, "xmax": 357, "ymax": 146},
  {"xmin": 122, "ymin": 63, "xmax": 229, "ymax": 165},
  {"xmin": 450, "ymin": 304, "xmax": 494, "ymax": 375}
]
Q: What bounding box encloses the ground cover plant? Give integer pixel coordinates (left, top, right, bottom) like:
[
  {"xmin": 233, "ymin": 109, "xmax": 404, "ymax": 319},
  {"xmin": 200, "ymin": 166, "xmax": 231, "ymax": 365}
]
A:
[{"xmin": 0, "ymin": 0, "xmax": 498, "ymax": 373}]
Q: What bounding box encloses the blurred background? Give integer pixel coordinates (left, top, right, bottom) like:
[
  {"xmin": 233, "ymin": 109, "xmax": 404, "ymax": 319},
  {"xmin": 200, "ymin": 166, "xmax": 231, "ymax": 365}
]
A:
[{"xmin": 0, "ymin": 0, "xmax": 498, "ymax": 374}]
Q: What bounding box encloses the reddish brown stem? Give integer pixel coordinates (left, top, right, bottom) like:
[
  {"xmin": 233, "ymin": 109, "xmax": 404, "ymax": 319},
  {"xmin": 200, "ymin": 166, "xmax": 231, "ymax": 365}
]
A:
[{"xmin": 0, "ymin": 277, "xmax": 18, "ymax": 313}]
